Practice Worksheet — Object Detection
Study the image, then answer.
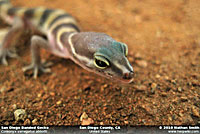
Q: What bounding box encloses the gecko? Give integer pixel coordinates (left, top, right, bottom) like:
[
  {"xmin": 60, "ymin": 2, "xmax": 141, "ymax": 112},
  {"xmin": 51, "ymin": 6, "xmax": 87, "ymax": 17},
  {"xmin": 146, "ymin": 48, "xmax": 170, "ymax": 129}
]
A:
[{"xmin": 0, "ymin": 0, "xmax": 134, "ymax": 83}]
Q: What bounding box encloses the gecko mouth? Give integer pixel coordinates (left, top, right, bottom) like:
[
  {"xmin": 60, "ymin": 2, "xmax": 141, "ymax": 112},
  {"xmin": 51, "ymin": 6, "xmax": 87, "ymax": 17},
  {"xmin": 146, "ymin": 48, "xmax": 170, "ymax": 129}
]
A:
[
  {"xmin": 119, "ymin": 78, "xmax": 133, "ymax": 83},
  {"xmin": 105, "ymin": 72, "xmax": 133, "ymax": 84},
  {"xmin": 113, "ymin": 76, "xmax": 133, "ymax": 83},
  {"xmin": 90, "ymin": 69, "xmax": 133, "ymax": 84}
]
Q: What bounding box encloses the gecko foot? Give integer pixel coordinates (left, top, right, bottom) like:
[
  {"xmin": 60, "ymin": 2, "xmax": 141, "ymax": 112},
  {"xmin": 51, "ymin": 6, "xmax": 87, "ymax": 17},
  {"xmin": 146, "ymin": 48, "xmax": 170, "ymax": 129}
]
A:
[
  {"xmin": 22, "ymin": 61, "xmax": 52, "ymax": 79},
  {"xmin": 0, "ymin": 48, "xmax": 19, "ymax": 66}
]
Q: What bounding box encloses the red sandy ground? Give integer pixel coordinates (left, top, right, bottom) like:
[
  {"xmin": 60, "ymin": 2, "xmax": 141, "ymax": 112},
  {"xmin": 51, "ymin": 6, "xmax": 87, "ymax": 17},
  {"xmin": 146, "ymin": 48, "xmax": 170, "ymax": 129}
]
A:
[{"xmin": 0, "ymin": 0, "xmax": 199, "ymax": 125}]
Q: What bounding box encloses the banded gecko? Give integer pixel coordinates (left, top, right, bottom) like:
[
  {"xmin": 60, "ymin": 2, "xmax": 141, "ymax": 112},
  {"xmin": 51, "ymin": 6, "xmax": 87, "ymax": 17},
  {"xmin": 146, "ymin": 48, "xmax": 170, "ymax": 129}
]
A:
[{"xmin": 0, "ymin": 0, "xmax": 134, "ymax": 83}]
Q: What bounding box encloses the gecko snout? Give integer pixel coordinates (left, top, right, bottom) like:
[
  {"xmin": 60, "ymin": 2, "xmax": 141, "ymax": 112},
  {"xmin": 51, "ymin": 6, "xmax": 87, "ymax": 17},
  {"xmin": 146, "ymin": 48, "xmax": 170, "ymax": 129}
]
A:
[{"xmin": 123, "ymin": 71, "xmax": 134, "ymax": 80}]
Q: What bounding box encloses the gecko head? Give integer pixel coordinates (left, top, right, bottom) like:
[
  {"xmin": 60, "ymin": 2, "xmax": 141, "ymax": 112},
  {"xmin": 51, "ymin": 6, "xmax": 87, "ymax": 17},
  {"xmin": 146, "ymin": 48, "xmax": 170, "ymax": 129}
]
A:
[
  {"xmin": 90, "ymin": 41, "xmax": 134, "ymax": 83},
  {"xmin": 71, "ymin": 32, "xmax": 134, "ymax": 83}
]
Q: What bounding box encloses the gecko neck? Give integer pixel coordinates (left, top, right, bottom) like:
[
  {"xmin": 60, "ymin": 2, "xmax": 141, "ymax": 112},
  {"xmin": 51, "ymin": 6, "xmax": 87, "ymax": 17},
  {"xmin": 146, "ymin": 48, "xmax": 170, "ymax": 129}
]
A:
[
  {"xmin": 59, "ymin": 31, "xmax": 77, "ymax": 54},
  {"xmin": 60, "ymin": 32, "xmax": 95, "ymax": 71}
]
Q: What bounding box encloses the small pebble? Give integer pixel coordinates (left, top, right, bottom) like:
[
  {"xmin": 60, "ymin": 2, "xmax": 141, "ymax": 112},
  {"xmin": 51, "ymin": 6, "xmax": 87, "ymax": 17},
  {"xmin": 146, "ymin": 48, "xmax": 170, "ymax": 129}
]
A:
[
  {"xmin": 0, "ymin": 86, "xmax": 6, "ymax": 93},
  {"xmin": 151, "ymin": 88, "xmax": 155, "ymax": 94},
  {"xmin": 192, "ymin": 80, "xmax": 199, "ymax": 86},
  {"xmin": 179, "ymin": 112, "xmax": 183, "ymax": 117},
  {"xmin": 32, "ymin": 118, "xmax": 38, "ymax": 125},
  {"xmin": 155, "ymin": 74, "xmax": 161, "ymax": 78},
  {"xmin": 152, "ymin": 60, "xmax": 161, "ymax": 65},
  {"xmin": 191, "ymin": 61, "xmax": 197, "ymax": 66},
  {"xmin": 192, "ymin": 106, "xmax": 199, "ymax": 117},
  {"xmin": 124, "ymin": 121, "xmax": 129, "ymax": 124},
  {"xmin": 134, "ymin": 52, "xmax": 143, "ymax": 59},
  {"xmin": 81, "ymin": 118, "xmax": 94, "ymax": 125},
  {"xmin": 37, "ymin": 93, "xmax": 42, "ymax": 98},
  {"xmin": 135, "ymin": 15, "xmax": 142, "ymax": 23},
  {"xmin": 151, "ymin": 83, "xmax": 157, "ymax": 89},
  {"xmin": 42, "ymin": 94, "xmax": 49, "ymax": 100},
  {"xmin": 58, "ymin": 114, "xmax": 62, "ymax": 118},
  {"xmin": 100, "ymin": 86, "xmax": 105, "ymax": 92},
  {"xmin": 135, "ymin": 85, "xmax": 147, "ymax": 91},
  {"xmin": 172, "ymin": 114, "xmax": 177, "ymax": 120},
  {"xmin": 161, "ymin": 92, "xmax": 167, "ymax": 97},
  {"xmin": 168, "ymin": 116, "xmax": 172, "ymax": 121},
  {"xmin": 169, "ymin": 104, "xmax": 174, "ymax": 110},
  {"xmin": 4, "ymin": 121, "xmax": 9, "ymax": 125},
  {"xmin": 177, "ymin": 87, "xmax": 182, "ymax": 92},
  {"xmin": 128, "ymin": 56, "xmax": 134, "ymax": 63},
  {"xmin": 80, "ymin": 112, "xmax": 88, "ymax": 121},
  {"xmin": 180, "ymin": 97, "xmax": 188, "ymax": 102},
  {"xmin": 135, "ymin": 60, "xmax": 148, "ymax": 68},
  {"xmin": 56, "ymin": 100, "xmax": 62, "ymax": 105},
  {"xmin": 156, "ymin": 30, "xmax": 162, "ymax": 38},
  {"xmin": 24, "ymin": 119, "xmax": 31, "ymax": 125},
  {"xmin": 164, "ymin": 76, "xmax": 169, "ymax": 80},
  {"xmin": 14, "ymin": 109, "xmax": 27, "ymax": 121},
  {"xmin": 50, "ymin": 92, "xmax": 55, "ymax": 96},
  {"xmin": 171, "ymin": 80, "xmax": 177, "ymax": 85},
  {"xmin": 12, "ymin": 104, "xmax": 17, "ymax": 109},
  {"xmin": 151, "ymin": 83, "xmax": 157, "ymax": 94}
]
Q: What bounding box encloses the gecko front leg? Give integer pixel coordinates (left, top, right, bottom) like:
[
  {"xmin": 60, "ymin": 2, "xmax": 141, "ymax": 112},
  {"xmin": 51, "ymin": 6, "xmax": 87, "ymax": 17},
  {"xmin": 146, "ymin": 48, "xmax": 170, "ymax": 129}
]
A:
[
  {"xmin": 0, "ymin": 17, "xmax": 23, "ymax": 65},
  {"xmin": 22, "ymin": 35, "xmax": 52, "ymax": 79}
]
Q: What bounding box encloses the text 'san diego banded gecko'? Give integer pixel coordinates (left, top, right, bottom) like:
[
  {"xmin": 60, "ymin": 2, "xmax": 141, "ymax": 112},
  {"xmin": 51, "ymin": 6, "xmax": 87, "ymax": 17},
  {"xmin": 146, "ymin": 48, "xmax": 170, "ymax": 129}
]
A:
[{"xmin": 0, "ymin": 0, "xmax": 134, "ymax": 83}]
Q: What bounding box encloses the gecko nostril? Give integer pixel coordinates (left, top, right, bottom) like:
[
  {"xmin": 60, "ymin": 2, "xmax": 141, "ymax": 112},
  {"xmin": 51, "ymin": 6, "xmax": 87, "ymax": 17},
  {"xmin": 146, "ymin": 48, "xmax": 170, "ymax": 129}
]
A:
[{"xmin": 123, "ymin": 71, "xmax": 134, "ymax": 80}]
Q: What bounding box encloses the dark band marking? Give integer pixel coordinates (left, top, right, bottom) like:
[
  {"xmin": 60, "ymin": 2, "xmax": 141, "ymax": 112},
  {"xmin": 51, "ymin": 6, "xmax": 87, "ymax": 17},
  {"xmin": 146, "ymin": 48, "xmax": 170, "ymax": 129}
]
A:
[
  {"xmin": 0, "ymin": 0, "xmax": 9, "ymax": 6},
  {"xmin": 52, "ymin": 23, "xmax": 80, "ymax": 34},
  {"xmin": 39, "ymin": 9, "xmax": 54, "ymax": 26},
  {"xmin": 7, "ymin": 7, "xmax": 19, "ymax": 16},
  {"xmin": 59, "ymin": 32, "xmax": 74, "ymax": 51},
  {"xmin": 24, "ymin": 8, "xmax": 35, "ymax": 18},
  {"xmin": 48, "ymin": 14, "xmax": 71, "ymax": 28}
]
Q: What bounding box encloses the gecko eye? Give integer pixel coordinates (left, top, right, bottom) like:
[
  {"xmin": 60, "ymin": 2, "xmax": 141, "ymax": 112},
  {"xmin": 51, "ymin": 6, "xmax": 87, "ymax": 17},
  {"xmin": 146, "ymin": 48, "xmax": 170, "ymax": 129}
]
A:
[
  {"xmin": 95, "ymin": 59, "xmax": 108, "ymax": 69},
  {"xmin": 94, "ymin": 55, "xmax": 110, "ymax": 69}
]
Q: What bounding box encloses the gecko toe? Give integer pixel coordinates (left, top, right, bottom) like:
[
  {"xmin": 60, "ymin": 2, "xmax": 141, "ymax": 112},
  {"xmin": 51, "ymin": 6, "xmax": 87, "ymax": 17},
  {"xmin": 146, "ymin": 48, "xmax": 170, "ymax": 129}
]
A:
[
  {"xmin": 2, "ymin": 56, "xmax": 8, "ymax": 66},
  {"xmin": 33, "ymin": 67, "xmax": 39, "ymax": 79},
  {"xmin": 0, "ymin": 48, "xmax": 19, "ymax": 66},
  {"xmin": 42, "ymin": 60, "xmax": 53, "ymax": 67},
  {"xmin": 23, "ymin": 62, "xmax": 51, "ymax": 78},
  {"xmin": 0, "ymin": 49, "xmax": 8, "ymax": 66},
  {"xmin": 22, "ymin": 64, "xmax": 34, "ymax": 72},
  {"xmin": 7, "ymin": 49, "xmax": 19, "ymax": 58},
  {"xmin": 40, "ymin": 67, "xmax": 51, "ymax": 73}
]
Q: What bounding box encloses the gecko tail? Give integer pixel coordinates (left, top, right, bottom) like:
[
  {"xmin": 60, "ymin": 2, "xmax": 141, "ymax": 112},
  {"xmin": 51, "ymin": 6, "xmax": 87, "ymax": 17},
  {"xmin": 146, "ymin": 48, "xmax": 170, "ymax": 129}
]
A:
[
  {"xmin": 0, "ymin": 0, "xmax": 10, "ymax": 2},
  {"xmin": 0, "ymin": 0, "xmax": 10, "ymax": 5},
  {"xmin": 0, "ymin": 0, "xmax": 13, "ymax": 23},
  {"xmin": 0, "ymin": 0, "xmax": 12, "ymax": 10}
]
